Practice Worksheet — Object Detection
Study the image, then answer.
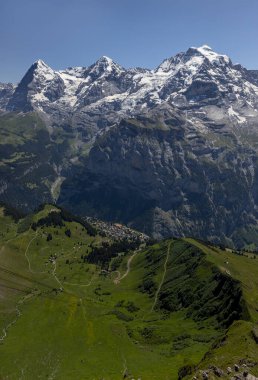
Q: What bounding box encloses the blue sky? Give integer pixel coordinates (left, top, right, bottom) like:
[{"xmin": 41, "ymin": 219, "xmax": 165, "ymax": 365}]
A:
[{"xmin": 0, "ymin": 0, "xmax": 257, "ymax": 82}]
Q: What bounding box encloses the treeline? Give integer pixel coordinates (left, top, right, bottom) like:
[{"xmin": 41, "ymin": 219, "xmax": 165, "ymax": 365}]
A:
[
  {"xmin": 0, "ymin": 202, "xmax": 26, "ymax": 222},
  {"xmin": 32, "ymin": 206, "xmax": 97, "ymax": 236},
  {"xmin": 59, "ymin": 208, "xmax": 97, "ymax": 236},
  {"xmin": 31, "ymin": 211, "xmax": 64, "ymax": 229},
  {"xmin": 86, "ymin": 238, "xmax": 141, "ymax": 268}
]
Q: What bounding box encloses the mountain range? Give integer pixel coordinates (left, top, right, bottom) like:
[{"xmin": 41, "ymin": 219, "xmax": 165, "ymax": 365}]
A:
[{"xmin": 1, "ymin": 45, "xmax": 258, "ymax": 248}]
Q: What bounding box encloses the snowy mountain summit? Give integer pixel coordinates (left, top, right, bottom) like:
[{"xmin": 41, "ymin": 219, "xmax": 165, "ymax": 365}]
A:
[{"xmin": 193, "ymin": 44, "xmax": 230, "ymax": 63}]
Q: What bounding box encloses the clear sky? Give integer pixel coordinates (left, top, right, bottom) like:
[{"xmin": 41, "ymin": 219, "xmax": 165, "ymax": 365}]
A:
[{"xmin": 0, "ymin": 0, "xmax": 257, "ymax": 83}]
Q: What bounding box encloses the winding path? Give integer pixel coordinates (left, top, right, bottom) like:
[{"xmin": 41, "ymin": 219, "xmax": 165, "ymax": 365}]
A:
[
  {"xmin": 151, "ymin": 241, "xmax": 171, "ymax": 312},
  {"xmin": 52, "ymin": 261, "xmax": 63, "ymax": 290},
  {"xmin": 121, "ymin": 354, "xmax": 128, "ymax": 378},
  {"xmin": 0, "ymin": 305, "xmax": 21, "ymax": 342},
  {"xmin": 24, "ymin": 233, "xmax": 40, "ymax": 274},
  {"xmin": 114, "ymin": 250, "xmax": 139, "ymax": 284}
]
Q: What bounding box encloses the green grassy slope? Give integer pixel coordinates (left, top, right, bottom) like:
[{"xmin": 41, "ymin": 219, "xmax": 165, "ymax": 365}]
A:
[
  {"xmin": 183, "ymin": 238, "xmax": 258, "ymax": 379},
  {"xmin": 0, "ymin": 206, "xmax": 258, "ymax": 379}
]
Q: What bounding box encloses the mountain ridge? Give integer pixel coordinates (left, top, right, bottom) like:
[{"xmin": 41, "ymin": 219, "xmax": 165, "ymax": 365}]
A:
[{"xmin": 3, "ymin": 45, "xmax": 258, "ymax": 116}]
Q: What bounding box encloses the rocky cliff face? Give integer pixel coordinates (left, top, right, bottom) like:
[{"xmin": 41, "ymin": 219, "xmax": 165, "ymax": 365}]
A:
[
  {"xmin": 0, "ymin": 83, "xmax": 15, "ymax": 110},
  {"xmin": 1, "ymin": 45, "xmax": 258, "ymax": 248},
  {"xmin": 59, "ymin": 105, "xmax": 258, "ymax": 247}
]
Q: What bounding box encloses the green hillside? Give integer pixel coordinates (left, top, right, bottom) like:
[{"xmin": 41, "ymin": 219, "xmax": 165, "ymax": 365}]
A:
[{"xmin": 0, "ymin": 205, "xmax": 258, "ymax": 379}]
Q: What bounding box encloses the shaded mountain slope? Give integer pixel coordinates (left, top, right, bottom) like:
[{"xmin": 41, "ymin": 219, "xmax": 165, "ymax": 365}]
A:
[{"xmin": 60, "ymin": 106, "xmax": 258, "ymax": 248}]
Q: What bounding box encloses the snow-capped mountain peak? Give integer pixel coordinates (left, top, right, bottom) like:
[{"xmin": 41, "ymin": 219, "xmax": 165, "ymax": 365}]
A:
[
  {"xmin": 156, "ymin": 45, "xmax": 228, "ymax": 74},
  {"xmin": 192, "ymin": 44, "xmax": 231, "ymax": 64},
  {"xmin": 98, "ymin": 55, "xmax": 114, "ymax": 65},
  {"xmin": 34, "ymin": 59, "xmax": 49, "ymax": 68},
  {"xmin": 197, "ymin": 44, "xmax": 212, "ymax": 50},
  {"xmin": 32, "ymin": 59, "xmax": 57, "ymax": 82},
  {"xmin": 88, "ymin": 56, "xmax": 124, "ymax": 78}
]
